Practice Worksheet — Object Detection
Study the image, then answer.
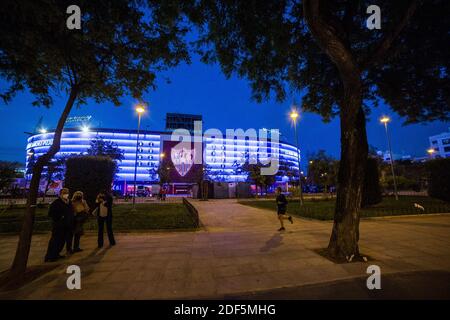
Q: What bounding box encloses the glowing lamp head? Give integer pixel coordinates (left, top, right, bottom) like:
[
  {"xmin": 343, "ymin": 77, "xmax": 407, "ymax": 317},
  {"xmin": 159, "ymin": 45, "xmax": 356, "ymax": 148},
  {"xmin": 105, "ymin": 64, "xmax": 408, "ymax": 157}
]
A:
[
  {"xmin": 427, "ymin": 148, "xmax": 435, "ymax": 155},
  {"xmin": 135, "ymin": 105, "xmax": 146, "ymax": 114},
  {"xmin": 290, "ymin": 110, "xmax": 299, "ymax": 121},
  {"xmin": 39, "ymin": 128, "xmax": 47, "ymax": 134},
  {"xmin": 81, "ymin": 125, "xmax": 90, "ymax": 133},
  {"xmin": 380, "ymin": 116, "xmax": 390, "ymax": 124},
  {"xmin": 160, "ymin": 153, "xmax": 165, "ymax": 158}
]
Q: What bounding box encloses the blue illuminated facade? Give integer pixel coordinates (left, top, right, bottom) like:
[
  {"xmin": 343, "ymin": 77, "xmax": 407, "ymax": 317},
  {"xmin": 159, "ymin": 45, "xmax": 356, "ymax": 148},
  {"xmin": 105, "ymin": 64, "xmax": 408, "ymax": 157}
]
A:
[{"xmin": 26, "ymin": 127, "xmax": 300, "ymax": 194}]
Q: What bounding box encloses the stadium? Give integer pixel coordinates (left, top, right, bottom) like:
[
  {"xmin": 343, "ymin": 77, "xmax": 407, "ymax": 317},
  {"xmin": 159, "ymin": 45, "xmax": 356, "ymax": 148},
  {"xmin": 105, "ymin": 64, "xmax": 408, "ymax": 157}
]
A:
[{"xmin": 25, "ymin": 114, "xmax": 301, "ymax": 196}]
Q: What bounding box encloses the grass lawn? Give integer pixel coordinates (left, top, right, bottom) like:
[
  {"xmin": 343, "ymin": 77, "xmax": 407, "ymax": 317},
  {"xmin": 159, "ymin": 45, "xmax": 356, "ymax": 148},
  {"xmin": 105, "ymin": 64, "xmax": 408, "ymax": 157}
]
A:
[
  {"xmin": 239, "ymin": 196, "xmax": 450, "ymax": 220},
  {"xmin": 0, "ymin": 203, "xmax": 198, "ymax": 233}
]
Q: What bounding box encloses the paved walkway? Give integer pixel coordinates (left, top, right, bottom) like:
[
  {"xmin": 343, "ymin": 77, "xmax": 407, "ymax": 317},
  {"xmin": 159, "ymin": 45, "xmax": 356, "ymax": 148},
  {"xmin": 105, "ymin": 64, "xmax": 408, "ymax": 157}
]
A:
[{"xmin": 1, "ymin": 199, "xmax": 450, "ymax": 299}]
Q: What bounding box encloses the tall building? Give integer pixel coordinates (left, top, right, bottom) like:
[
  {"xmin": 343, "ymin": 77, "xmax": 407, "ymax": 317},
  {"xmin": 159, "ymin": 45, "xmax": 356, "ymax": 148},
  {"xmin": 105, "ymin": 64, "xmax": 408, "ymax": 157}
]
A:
[{"xmin": 429, "ymin": 128, "xmax": 450, "ymax": 159}]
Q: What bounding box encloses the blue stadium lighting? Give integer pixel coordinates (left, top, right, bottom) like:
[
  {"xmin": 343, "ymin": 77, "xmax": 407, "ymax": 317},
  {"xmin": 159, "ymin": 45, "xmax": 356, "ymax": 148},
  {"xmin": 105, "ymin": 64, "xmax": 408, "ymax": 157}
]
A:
[{"xmin": 25, "ymin": 128, "xmax": 301, "ymax": 195}]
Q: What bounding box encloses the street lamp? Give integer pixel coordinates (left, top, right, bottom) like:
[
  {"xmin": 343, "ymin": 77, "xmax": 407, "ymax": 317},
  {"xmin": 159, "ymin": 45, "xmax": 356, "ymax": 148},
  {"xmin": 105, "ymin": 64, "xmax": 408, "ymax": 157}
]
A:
[
  {"xmin": 380, "ymin": 116, "xmax": 398, "ymax": 200},
  {"xmin": 290, "ymin": 108, "xmax": 304, "ymax": 205},
  {"xmin": 132, "ymin": 104, "xmax": 146, "ymax": 209},
  {"xmin": 427, "ymin": 148, "xmax": 435, "ymax": 159}
]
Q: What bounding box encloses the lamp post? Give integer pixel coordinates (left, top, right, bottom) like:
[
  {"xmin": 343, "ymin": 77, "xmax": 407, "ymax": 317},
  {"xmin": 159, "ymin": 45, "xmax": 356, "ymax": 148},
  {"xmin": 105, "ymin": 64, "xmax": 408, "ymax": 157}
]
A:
[
  {"xmin": 132, "ymin": 104, "xmax": 146, "ymax": 209},
  {"xmin": 380, "ymin": 116, "xmax": 398, "ymax": 200},
  {"xmin": 290, "ymin": 109, "xmax": 304, "ymax": 205},
  {"xmin": 427, "ymin": 148, "xmax": 436, "ymax": 159}
]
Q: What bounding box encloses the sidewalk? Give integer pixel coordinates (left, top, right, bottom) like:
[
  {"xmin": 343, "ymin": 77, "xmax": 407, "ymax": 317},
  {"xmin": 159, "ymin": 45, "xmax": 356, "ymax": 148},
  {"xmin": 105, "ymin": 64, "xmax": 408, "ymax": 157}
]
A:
[{"xmin": 1, "ymin": 199, "xmax": 449, "ymax": 299}]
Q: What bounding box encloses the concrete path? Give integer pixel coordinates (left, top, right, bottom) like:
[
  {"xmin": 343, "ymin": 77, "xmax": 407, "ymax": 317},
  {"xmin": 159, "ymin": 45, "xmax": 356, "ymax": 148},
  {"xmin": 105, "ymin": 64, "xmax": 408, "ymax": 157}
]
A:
[{"xmin": 1, "ymin": 199, "xmax": 450, "ymax": 299}]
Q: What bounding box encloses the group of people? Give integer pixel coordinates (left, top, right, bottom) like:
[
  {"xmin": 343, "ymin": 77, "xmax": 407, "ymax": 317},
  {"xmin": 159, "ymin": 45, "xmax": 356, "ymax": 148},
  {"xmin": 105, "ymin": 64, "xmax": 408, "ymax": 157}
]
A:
[{"xmin": 44, "ymin": 188, "xmax": 116, "ymax": 262}]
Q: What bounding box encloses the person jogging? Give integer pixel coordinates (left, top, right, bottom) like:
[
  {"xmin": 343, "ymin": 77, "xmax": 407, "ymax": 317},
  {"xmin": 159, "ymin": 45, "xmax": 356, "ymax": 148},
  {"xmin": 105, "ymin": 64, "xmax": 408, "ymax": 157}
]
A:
[{"xmin": 275, "ymin": 187, "xmax": 293, "ymax": 231}]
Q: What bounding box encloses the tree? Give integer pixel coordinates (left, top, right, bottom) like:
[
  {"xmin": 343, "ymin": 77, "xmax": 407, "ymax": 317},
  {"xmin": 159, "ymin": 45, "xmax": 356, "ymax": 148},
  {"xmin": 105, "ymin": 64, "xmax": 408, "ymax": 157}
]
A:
[
  {"xmin": 86, "ymin": 137, "xmax": 124, "ymax": 179},
  {"xmin": 241, "ymin": 162, "xmax": 275, "ymax": 196},
  {"xmin": 157, "ymin": 157, "xmax": 175, "ymax": 186},
  {"xmin": 0, "ymin": 1, "xmax": 189, "ymax": 284},
  {"xmin": 387, "ymin": 160, "xmax": 427, "ymax": 192},
  {"xmin": 185, "ymin": 0, "xmax": 449, "ymax": 260},
  {"xmin": 191, "ymin": 163, "xmax": 212, "ymax": 198},
  {"xmin": 0, "ymin": 161, "xmax": 21, "ymax": 192},
  {"xmin": 308, "ymin": 150, "xmax": 339, "ymax": 192},
  {"xmin": 426, "ymin": 159, "xmax": 450, "ymax": 202},
  {"xmin": 361, "ymin": 157, "xmax": 382, "ymax": 207},
  {"xmin": 86, "ymin": 137, "xmax": 125, "ymax": 162}
]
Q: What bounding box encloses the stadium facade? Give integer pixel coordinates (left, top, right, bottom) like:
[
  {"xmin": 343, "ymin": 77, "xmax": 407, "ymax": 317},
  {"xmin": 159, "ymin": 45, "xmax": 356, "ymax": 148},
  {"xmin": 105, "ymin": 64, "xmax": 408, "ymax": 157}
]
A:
[{"xmin": 26, "ymin": 122, "xmax": 300, "ymax": 195}]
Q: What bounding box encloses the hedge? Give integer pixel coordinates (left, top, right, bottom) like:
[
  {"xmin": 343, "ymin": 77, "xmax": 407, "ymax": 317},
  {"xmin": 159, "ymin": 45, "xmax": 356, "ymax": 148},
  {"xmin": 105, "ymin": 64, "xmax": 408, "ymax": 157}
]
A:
[
  {"xmin": 427, "ymin": 158, "xmax": 450, "ymax": 202},
  {"xmin": 64, "ymin": 156, "xmax": 116, "ymax": 208},
  {"xmin": 361, "ymin": 157, "xmax": 382, "ymax": 207}
]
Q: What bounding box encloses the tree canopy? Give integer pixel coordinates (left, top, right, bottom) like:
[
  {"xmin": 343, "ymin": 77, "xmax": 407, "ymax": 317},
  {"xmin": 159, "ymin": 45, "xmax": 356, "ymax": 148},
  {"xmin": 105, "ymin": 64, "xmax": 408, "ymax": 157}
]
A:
[
  {"xmin": 0, "ymin": 0, "xmax": 190, "ymax": 106},
  {"xmin": 86, "ymin": 137, "xmax": 125, "ymax": 162},
  {"xmin": 186, "ymin": 0, "xmax": 449, "ymax": 123}
]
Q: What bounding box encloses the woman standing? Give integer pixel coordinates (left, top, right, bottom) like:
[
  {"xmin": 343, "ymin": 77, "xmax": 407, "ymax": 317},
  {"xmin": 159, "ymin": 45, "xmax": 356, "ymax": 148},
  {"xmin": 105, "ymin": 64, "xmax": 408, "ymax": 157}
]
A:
[
  {"xmin": 96, "ymin": 190, "xmax": 116, "ymax": 248},
  {"xmin": 71, "ymin": 191, "xmax": 90, "ymax": 252}
]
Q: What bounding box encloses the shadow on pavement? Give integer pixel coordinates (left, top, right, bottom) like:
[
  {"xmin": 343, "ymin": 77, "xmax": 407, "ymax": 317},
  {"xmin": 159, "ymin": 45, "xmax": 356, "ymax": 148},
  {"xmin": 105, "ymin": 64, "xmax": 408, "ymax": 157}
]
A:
[
  {"xmin": 260, "ymin": 233, "xmax": 283, "ymax": 253},
  {"xmin": 225, "ymin": 270, "xmax": 450, "ymax": 300}
]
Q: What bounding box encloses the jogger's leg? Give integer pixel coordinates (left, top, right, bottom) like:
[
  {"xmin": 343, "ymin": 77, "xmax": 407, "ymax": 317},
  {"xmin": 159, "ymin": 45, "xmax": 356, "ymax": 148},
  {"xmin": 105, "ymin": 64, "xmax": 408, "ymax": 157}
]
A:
[{"xmin": 278, "ymin": 215, "xmax": 285, "ymax": 228}]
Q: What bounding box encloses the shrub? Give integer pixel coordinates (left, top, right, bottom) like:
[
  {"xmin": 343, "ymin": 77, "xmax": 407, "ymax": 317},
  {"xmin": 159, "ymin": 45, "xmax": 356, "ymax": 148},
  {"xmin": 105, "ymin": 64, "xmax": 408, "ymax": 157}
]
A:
[
  {"xmin": 383, "ymin": 175, "xmax": 420, "ymax": 191},
  {"xmin": 64, "ymin": 156, "xmax": 116, "ymax": 208},
  {"xmin": 427, "ymin": 158, "xmax": 450, "ymax": 202},
  {"xmin": 361, "ymin": 157, "xmax": 382, "ymax": 207}
]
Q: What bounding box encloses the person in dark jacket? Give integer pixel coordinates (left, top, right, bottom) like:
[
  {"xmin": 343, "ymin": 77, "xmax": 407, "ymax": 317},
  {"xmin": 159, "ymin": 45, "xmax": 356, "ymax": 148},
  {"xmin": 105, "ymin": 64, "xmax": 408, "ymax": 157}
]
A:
[
  {"xmin": 275, "ymin": 187, "xmax": 293, "ymax": 231},
  {"xmin": 96, "ymin": 189, "xmax": 116, "ymax": 248},
  {"xmin": 44, "ymin": 188, "xmax": 73, "ymax": 262},
  {"xmin": 71, "ymin": 191, "xmax": 90, "ymax": 253}
]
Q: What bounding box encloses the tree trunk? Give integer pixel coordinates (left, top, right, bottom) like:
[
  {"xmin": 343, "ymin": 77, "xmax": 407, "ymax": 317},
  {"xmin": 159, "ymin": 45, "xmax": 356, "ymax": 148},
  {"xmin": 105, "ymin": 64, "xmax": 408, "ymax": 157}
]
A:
[
  {"xmin": 2, "ymin": 87, "xmax": 78, "ymax": 286},
  {"xmin": 42, "ymin": 176, "xmax": 51, "ymax": 202},
  {"xmin": 302, "ymin": 0, "xmax": 415, "ymax": 262},
  {"xmin": 328, "ymin": 85, "xmax": 368, "ymax": 261}
]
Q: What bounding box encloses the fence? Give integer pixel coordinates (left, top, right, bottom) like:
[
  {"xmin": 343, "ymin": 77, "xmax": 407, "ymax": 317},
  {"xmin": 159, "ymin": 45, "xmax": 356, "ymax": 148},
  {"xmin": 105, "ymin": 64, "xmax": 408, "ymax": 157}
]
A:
[{"xmin": 182, "ymin": 198, "xmax": 201, "ymax": 228}]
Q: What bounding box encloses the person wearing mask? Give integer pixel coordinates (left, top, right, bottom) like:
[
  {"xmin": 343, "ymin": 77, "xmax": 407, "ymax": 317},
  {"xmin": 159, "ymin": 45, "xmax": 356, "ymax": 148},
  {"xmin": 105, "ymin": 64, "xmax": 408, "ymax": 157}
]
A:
[
  {"xmin": 96, "ymin": 189, "xmax": 116, "ymax": 248},
  {"xmin": 275, "ymin": 187, "xmax": 293, "ymax": 231},
  {"xmin": 45, "ymin": 188, "xmax": 73, "ymax": 262},
  {"xmin": 71, "ymin": 191, "xmax": 90, "ymax": 253}
]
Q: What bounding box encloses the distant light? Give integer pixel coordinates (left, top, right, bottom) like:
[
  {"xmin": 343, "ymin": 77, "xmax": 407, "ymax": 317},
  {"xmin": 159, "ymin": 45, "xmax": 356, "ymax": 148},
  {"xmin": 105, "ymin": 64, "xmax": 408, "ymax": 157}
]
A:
[
  {"xmin": 39, "ymin": 128, "xmax": 47, "ymax": 134},
  {"xmin": 290, "ymin": 110, "xmax": 299, "ymax": 121},
  {"xmin": 81, "ymin": 125, "xmax": 90, "ymax": 133},
  {"xmin": 380, "ymin": 116, "xmax": 390, "ymax": 124},
  {"xmin": 160, "ymin": 153, "xmax": 165, "ymax": 158},
  {"xmin": 135, "ymin": 104, "xmax": 146, "ymax": 114},
  {"xmin": 427, "ymin": 148, "xmax": 435, "ymax": 155},
  {"xmin": 309, "ymin": 160, "xmax": 313, "ymax": 164}
]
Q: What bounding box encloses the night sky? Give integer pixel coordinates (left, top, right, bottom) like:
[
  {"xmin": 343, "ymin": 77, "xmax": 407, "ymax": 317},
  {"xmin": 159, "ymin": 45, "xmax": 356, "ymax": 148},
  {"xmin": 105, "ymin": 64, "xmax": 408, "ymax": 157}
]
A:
[{"xmin": 0, "ymin": 55, "xmax": 448, "ymax": 167}]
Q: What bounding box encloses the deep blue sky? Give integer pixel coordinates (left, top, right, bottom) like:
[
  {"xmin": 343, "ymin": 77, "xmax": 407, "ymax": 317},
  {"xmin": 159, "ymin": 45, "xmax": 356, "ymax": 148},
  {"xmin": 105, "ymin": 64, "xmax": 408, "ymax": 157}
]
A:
[{"xmin": 0, "ymin": 55, "xmax": 448, "ymax": 167}]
